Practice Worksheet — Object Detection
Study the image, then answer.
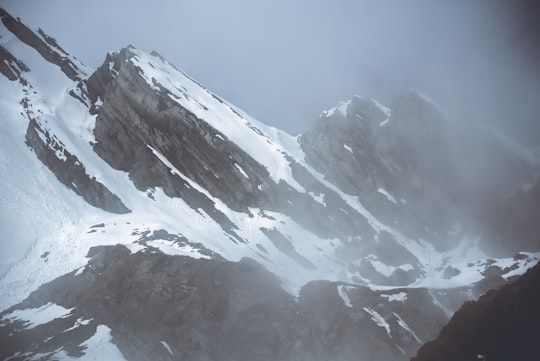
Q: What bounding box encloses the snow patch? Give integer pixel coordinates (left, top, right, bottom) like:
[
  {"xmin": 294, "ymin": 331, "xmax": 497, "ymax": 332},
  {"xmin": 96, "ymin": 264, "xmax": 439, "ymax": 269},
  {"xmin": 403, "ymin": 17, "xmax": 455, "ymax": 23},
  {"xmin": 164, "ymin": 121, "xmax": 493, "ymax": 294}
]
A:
[
  {"xmin": 366, "ymin": 254, "xmax": 412, "ymax": 278},
  {"xmin": 234, "ymin": 163, "xmax": 249, "ymax": 179},
  {"xmin": 363, "ymin": 307, "xmax": 391, "ymax": 338},
  {"xmin": 2, "ymin": 302, "xmax": 73, "ymax": 329},
  {"xmin": 381, "ymin": 292, "xmax": 407, "ymax": 303},
  {"xmin": 57, "ymin": 324, "xmax": 127, "ymax": 360},
  {"xmin": 161, "ymin": 341, "xmax": 174, "ymax": 356},
  {"xmin": 393, "ymin": 312, "xmax": 421, "ymax": 343},
  {"xmin": 63, "ymin": 317, "xmax": 92, "ymax": 333},
  {"xmin": 322, "ymin": 100, "xmax": 350, "ymax": 117},
  {"xmin": 337, "ymin": 284, "xmax": 354, "ymax": 307},
  {"xmin": 377, "ymin": 188, "xmax": 398, "ymax": 204},
  {"xmin": 147, "ymin": 239, "xmax": 210, "ymax": 259}
]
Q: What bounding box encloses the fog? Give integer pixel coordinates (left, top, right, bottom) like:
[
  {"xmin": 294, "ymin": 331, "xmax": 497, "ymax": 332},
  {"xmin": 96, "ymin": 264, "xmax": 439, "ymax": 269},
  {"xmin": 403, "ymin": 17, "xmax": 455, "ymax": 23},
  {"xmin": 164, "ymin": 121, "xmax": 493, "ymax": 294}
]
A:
[{"xmin": 3, "ymin": 0, "xmax": 539, "ymax": 146}]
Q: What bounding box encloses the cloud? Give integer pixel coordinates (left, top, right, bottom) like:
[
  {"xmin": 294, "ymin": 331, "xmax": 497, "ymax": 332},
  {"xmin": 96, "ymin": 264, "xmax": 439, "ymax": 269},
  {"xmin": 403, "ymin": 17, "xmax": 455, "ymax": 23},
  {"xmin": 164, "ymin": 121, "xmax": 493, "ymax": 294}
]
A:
[{"xmin": 3, "ymin": 0, "xmax": 539, "ymax": 143}]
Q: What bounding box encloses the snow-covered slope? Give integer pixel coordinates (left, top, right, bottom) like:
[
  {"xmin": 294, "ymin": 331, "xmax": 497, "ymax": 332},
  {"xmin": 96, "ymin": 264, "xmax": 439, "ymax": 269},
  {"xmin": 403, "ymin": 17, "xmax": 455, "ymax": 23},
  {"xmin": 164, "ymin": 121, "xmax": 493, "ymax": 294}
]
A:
[{"xmin": 1, "ymin": 7, "xmax": 539, "ymax": 361}]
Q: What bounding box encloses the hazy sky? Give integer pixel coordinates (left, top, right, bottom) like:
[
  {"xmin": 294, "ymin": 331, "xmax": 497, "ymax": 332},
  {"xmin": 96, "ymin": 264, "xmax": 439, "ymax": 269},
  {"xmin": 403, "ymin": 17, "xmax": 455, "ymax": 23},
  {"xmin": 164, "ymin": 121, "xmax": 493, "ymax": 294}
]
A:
[{"xmin": 3, "ymin": 0, "xmax": 539, "ymax": 144}]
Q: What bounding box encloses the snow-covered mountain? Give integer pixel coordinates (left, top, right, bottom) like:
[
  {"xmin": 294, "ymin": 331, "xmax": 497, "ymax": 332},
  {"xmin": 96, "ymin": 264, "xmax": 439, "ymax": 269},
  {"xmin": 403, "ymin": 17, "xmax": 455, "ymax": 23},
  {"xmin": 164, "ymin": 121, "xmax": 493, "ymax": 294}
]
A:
[{"xmin": 1, "ymin": 8, "xmax": 539, "ymax": 361}]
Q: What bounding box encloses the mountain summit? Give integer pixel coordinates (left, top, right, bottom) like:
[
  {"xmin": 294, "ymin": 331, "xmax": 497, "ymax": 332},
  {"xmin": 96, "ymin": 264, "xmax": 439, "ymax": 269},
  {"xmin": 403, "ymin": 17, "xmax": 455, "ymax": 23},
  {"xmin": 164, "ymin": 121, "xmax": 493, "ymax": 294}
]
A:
[{"xmin": 1, "ymin": 8, "xmax": 539, "ymax": 361}]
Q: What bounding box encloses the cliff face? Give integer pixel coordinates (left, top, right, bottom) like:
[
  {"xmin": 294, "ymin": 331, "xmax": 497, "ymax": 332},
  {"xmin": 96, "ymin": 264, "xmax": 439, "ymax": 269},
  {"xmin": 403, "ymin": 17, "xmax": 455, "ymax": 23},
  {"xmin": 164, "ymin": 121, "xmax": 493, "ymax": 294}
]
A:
[
  {"xmin": 25, "ymin": 118, "xmax": 130, "ymax": 214},
  {"xmin": 412, "ymin": 260, "xmax": 540, "ymax": 361}
]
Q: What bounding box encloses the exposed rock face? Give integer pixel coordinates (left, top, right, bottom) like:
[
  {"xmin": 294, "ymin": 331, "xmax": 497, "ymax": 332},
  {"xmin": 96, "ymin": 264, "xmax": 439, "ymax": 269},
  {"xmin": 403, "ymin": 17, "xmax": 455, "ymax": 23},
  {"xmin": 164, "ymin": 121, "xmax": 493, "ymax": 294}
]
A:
[
  {"xmin": 81, "ymin": 46, "xmax": 377, "ymax": 241},
  {"xmin": 0, "ymin": 7, "xmax": 87, "ymax": 81},
  {"xmin": 86, "ymin": 47, "xmax": 276, "ymax": 211},
  {"xmin": 25, "ymin": 118, "xmax": 130, "ymax": 214},
  {"xmin": 300, "ymin": 92, "xmax": 462, "ymax": 248},
  {"xmin": 300, "ymin": 91, "xmax": 539, "ymax": 253},
  {"xmin": 0, "ymin": 245, "xmax": 475, "ymax": 361},
  {"xmin": 0, "ymin": 44, "xmax": 29, "ymax": 81},
  {"xmin": 412, "ymin": 261, "xmax": 540, "ymax": 361},
  {"xmin": 2, "ymin": 7, "xmax": 540, "ymax": 361}
]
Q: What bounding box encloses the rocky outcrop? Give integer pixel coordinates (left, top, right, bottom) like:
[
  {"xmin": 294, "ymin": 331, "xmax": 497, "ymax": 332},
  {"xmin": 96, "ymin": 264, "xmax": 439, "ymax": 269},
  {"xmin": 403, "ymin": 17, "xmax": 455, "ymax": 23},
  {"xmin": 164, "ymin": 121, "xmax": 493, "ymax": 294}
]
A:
[
  {"xmin": 300, "ymin": 90, "xmax": 539, "ymax": 253},
  {"xmin": 0, "ymin": 245, "xmax": 477, "ymax": 361},
  {"xmin": 412, "ymin": 261, "xmax": 540, "ymax": 361},
  {"xmin": 82, "ymin": 46, "xmax": 377, "ymax": 241},
  {"xmin": 299, "ymin": 92, "xmax": 462, "ymax": 247},
  {"xmin": 25, "ymin": 118, "xmax": 130, "ymax": 214},
  {"xmin": 0, "ymin": 7, "xmax": 87, "ymax": 81},
  {"xmin": 86, "ymin": 47, "xmax": 277, "ymax": 212},
  {"xmin": 0, "ymin": 44, "xmax": 29, "ymax": 81}
]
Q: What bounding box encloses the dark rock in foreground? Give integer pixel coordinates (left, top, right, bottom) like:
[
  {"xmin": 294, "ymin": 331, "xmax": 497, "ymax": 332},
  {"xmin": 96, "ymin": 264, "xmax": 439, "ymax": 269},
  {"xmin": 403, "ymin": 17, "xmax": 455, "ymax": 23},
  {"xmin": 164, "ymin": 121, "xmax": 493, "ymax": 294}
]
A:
[
  {"xmin": 412, "ymin": 261, "xmax": 540, "ymax": 361},
  {"xmin": 1, "ymin": 245, "xmax": 467, "ymax": 361}
]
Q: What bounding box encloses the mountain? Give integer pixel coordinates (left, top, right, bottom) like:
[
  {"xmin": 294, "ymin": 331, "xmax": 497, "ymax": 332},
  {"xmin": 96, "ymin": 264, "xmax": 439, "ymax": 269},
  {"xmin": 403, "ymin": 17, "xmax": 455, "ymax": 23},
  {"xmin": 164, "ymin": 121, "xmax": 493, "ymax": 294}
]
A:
[{"xmin": 1, "ymin": 8, "xmax": 539, "ymax": 360}]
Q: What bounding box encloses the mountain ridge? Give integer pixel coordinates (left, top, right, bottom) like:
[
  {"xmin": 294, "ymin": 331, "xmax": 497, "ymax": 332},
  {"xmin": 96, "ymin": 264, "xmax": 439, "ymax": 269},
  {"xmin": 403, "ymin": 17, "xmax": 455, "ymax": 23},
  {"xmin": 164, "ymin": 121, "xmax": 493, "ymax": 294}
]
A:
[{"xmin": 1, "ymin": 7, "xmax": 539, "ymax": 360}]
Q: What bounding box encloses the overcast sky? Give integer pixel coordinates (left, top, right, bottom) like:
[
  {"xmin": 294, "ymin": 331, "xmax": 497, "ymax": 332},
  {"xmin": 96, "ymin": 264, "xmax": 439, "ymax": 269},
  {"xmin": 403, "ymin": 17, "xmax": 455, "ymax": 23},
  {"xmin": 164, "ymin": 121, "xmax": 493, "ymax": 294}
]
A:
[{"xmin": 3, "ymin": 0, "xmax": 539, "ymax": 145}]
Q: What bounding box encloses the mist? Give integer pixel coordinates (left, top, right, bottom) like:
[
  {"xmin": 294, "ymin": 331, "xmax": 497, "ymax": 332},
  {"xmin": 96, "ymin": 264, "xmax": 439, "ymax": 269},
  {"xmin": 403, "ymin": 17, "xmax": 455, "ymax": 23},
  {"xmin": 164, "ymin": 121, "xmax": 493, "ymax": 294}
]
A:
[{"xmin": 2, "ymin": 0, "xmax": 539, "ymax": 146}]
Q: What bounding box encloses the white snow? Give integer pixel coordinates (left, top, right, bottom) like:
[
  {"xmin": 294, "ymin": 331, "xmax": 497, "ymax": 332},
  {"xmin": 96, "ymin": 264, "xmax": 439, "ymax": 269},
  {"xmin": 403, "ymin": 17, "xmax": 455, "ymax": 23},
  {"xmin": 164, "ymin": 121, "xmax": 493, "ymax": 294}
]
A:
[
  {"xmin": 161, "ymin": 341, "xmax": 174, "ymax": 356},
  {"xmin": 337, "ymin": 284, "xmax": 354, "ymax": 307},
  {"xmin": 1, "ymin": 20, "xmax": 539, "ymax": 322},
  {"xmin": 366, "ymin": 254, "xmax": 412, "ymax": 278},
  {"xmin": 381, "ymin": 292, "xmax": 407, "ymax": 303},
  {"xmin": 308, "ymin": 192, "xmax": 326, "ymax": 206},
  {"xmin": 363, "ymin": 307, "xmax": 392, "ymax": 338},
  {"xmin": 147, "ymin": 239, "xmax": 210, "ymax": 259},
  {"xmin": 393, "ymin": 312, "xmax": 421, "ymax": 343},
  {"xmin": 379, "ymin": 118, "xmax": 390, "ymax": 127},
  {"xmin": 129, "ymin": 48, "xmax": 305, "ymax": 192},
  {"xmin": 63, "ymin": 317, "xmax": 92, "ymax": 333},
  {"xmin": 370, "ymin": 98, "xmax": 391, "ymax": 117},
  {"xmin": 53, "ymin": 324, "xmax": 127, "ymax": 360},
  {"xmin": 2, "ymin": 302, "xmax": 73, "ymax": 329},
  {"xmin": 377, "ymin": 188, "xmax": 398, "ymax": 204},
  {"xmin": 343, "ymin": 144, "xmax": 353, "ymax": 154},
  {"xmin": 234, "ymin": 163, "xmax": 250, "ymax": 179},
  {"xmin": 322, "ymin": 100, "xmax": 350, "ymax": 118}
]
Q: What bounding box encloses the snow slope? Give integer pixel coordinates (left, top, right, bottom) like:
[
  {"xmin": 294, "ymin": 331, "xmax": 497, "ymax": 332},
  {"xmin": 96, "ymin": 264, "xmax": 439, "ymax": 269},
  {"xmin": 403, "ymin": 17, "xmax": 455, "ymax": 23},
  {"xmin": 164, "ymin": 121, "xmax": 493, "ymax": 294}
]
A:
[{"xmin": 1, "ymin": 8, "xmax": 539, "ymax": 321}]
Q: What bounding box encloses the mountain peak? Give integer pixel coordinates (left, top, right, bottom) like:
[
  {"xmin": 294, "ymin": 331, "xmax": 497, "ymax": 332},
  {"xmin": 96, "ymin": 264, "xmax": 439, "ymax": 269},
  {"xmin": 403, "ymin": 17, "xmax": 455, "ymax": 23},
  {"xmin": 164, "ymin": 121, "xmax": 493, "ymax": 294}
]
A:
[
  {"xmin": 320, "ymin": 95, "xmax": 390, "ymax": 124},
  {"xmin": 2, "ymin": 9, "xmax": 540, "ymax": 361}
]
